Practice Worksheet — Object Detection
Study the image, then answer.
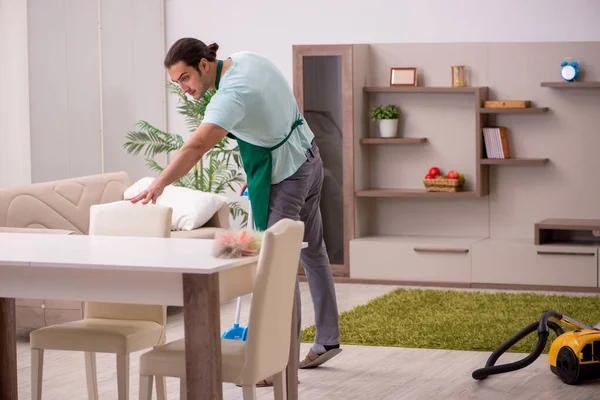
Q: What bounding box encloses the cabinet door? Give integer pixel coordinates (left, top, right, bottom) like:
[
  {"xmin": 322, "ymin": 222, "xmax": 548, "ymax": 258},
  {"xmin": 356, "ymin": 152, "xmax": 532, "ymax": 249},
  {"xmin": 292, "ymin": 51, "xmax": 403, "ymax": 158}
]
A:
[
  {"xmin": 350, "ymin": 237, "xmax": 472, "ymax": 283},
  {"xmin": 301, "ymin": 56, "xmax": 345, "ymax": 268},
  {"xmin": 293, "ymin": 45, "xmax": 354, "ymax": 277},
  {"xmin": 472, "ymin": 239, "xmax": 598, "ymax": 288}
]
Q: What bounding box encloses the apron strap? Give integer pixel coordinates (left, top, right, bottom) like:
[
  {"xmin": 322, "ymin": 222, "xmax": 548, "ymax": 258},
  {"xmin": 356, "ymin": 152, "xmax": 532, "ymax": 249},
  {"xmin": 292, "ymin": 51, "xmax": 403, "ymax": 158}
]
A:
[
  {"xmin": 215, "ymin": 59, "xmax": 224, "ymax": 90},
  {"xmin": 269, "ymin": 116, "xmax": 304, "ymax": 151}
]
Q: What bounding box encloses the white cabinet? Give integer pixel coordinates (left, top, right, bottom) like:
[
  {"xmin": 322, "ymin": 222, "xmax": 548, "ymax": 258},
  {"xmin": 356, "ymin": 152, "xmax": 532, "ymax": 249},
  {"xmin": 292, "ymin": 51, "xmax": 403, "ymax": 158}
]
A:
[
  {"xmin": 350, "ymin": 236, "xmax": 485, "ymax": 284},
  {"xmin": 471, "ymin": 239, "xmax": 598, "ymax": 288}
]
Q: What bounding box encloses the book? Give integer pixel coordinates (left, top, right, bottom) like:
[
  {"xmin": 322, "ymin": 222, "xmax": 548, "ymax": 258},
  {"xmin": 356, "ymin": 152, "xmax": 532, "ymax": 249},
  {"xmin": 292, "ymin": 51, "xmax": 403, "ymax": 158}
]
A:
[{"xmin": 482, "ymin": 127, "xmax": 511, "ymax": 159}]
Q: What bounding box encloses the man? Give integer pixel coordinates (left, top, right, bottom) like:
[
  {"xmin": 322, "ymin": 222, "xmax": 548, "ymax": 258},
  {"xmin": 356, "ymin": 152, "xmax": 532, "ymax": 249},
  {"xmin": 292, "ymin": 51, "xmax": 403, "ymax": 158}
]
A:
[{"xmin": 128, "ymin": 38, "xmax": 342, "ymax": 384}]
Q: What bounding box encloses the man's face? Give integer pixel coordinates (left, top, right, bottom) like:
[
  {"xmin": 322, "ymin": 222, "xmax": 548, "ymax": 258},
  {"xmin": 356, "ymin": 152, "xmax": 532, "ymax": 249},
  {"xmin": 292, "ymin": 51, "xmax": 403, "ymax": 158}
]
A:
[{"xmin": 168, "ymin": 60, "xmax": 210, "ymax": 100}]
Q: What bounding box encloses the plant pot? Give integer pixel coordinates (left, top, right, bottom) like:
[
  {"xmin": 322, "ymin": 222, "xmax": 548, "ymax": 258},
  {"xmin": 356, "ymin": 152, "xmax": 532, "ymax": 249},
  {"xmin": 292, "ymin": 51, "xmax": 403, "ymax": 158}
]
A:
[{"xmin": 378, "ymin": 119, "xmax": 398, "ymax": 138}]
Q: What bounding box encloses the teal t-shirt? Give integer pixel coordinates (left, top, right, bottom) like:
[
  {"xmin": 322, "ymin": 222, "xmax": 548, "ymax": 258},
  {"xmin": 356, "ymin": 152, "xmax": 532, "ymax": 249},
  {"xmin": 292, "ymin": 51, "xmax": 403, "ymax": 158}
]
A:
[{"xmin": 202, "ymin": 51, "xmax": 315, "ymax": 184}]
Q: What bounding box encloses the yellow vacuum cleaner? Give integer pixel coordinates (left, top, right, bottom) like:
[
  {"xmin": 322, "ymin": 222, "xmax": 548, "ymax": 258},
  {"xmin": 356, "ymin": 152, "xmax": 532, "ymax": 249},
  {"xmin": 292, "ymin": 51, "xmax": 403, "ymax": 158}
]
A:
[{"xmin": 472, "ymin": 309, "xmax": 600, "ymax": 385}]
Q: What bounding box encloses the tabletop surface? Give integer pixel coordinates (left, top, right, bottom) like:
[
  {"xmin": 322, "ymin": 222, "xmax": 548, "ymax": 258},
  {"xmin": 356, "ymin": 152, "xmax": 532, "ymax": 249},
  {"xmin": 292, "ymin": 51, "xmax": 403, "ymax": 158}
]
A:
[{"xmin": 0, "ymin": 232, "xmax": 263, "ymax": 274}]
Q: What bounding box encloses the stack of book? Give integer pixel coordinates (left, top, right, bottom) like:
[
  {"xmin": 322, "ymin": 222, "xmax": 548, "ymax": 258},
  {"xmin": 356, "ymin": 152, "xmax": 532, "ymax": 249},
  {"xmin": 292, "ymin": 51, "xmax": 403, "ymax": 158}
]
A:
[{"xmin": 482, "ymin": 127, "xmax": 511, "ymax": 159}]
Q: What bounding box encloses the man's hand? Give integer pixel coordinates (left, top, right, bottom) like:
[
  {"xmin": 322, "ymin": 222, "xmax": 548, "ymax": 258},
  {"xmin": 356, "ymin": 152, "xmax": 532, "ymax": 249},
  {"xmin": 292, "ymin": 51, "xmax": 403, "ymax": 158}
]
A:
[
  {"xmin": 127, "ymin": 179, "xmax": 166, "ymax": 205},
  {"xmin": 239, "ymin": 182, "xmax": 247, "ymax": 196}
]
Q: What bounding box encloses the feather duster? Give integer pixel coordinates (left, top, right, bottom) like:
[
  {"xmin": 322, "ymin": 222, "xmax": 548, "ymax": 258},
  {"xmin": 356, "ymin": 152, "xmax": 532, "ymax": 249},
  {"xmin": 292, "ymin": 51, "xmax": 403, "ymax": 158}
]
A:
[{"xmin": 213, "ymin": 228, "xmax": 263, "ymax": 259}]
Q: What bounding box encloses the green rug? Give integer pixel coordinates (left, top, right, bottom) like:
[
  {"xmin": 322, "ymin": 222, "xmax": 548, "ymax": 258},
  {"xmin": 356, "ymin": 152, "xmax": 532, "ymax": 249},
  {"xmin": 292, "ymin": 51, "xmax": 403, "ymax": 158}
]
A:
[{"xmin": 300, "ymin": 288, "xmax": 600, "ymax": 353}]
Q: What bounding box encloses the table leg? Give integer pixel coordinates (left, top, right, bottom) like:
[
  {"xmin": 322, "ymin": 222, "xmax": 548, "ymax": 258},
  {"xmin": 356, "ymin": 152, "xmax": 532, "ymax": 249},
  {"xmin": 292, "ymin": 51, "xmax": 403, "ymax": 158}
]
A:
[
  {"xmin": 286, "ymin": 285, "xmax": 299, "ymax": 400},
  {"xmin": 182, "ymin": 273, "xmax": 222, "ymax": 400},
  {"xmin": 0, "ymin": 297, "xmax": 17, "ymax": 400}
]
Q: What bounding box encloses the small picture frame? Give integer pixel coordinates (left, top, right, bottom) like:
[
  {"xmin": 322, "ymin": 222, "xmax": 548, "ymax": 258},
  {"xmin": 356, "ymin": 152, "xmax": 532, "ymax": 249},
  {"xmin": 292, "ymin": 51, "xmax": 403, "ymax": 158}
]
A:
[{"xmin": 390, "ymin": 67, "xmax": 417, "ymax": 86}]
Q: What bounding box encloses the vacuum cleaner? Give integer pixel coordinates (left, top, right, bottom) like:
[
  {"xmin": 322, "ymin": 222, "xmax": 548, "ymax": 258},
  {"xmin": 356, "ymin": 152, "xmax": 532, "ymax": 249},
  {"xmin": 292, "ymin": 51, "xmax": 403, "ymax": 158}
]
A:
[
  {"xmin": 221, "ymin": 190, "xmax": 252, "ymax": 341},
  {"xmin": 472, "ymin": 309, "xmax": 600, "ymax": 385}
]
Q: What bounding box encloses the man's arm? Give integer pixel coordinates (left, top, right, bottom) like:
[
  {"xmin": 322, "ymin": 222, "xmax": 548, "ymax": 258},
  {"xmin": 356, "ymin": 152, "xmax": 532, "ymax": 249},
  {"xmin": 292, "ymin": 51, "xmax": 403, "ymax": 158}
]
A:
[
  {"xmin": 127, "ymin": 122, "xmax": 227, "ymax": 204},
  {"xmin": 155, "ymin": 122, "xmax": 228, "ymax": 187}
]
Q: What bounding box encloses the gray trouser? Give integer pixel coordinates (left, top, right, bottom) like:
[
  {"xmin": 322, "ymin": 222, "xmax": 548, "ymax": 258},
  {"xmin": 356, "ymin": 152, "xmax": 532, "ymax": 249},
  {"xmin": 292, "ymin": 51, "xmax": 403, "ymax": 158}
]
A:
[{"xmin": 266, "ymin": 140, "xmax": 341, "ymax": 349}]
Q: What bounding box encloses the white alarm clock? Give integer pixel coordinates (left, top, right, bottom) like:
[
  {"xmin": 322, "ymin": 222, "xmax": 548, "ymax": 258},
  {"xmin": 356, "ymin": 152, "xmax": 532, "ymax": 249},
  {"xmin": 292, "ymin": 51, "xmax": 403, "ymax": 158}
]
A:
[{"xmin": 560, "ymin": 58, "xmax": 580, "ymax": 82}]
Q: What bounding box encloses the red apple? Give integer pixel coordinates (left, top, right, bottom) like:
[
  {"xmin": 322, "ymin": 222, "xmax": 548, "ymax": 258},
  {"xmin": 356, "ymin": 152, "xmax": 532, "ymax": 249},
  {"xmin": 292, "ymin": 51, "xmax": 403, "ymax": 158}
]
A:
[
  {"xmin": 447, "ymin": 170, "xmax": 459, "ymax": 180},
  {"xmin": 425, "ymin": 174, "xmax": 434, "ymax": 179},
  {"xmin": 428, "ymin": 167, "xmax": 440, "ymax": 177}
]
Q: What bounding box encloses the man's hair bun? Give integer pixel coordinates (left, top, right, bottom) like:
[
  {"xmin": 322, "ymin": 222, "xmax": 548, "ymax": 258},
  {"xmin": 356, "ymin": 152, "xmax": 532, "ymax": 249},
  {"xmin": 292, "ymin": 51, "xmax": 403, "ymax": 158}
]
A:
[{"xmin": 208, "ymin": 42, "xmax": 219, "ymax": 55}]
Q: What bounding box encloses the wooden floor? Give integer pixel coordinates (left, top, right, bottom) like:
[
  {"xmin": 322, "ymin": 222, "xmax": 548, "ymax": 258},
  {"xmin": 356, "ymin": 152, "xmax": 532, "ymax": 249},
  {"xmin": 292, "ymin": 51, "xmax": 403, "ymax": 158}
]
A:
[{"xmin": 14, "ymin": 282, "xmax": 600, "ymax": 399}]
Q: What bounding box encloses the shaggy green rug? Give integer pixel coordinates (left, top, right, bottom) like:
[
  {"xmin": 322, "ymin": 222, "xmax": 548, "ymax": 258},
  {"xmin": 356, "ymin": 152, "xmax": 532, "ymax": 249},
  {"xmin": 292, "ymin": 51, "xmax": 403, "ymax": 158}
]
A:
[{"xmin": 300, "ymin": 288, "xmax": 600, "ymax": 353}]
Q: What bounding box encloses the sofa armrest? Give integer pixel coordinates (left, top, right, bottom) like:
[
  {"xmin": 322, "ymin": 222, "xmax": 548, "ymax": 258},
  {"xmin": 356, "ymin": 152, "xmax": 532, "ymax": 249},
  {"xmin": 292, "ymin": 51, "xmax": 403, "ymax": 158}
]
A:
[
  {"xmin": 0, "ymin": 227, "xmax": 77, "ymax": 235},
  {"xmin": 201, "ymin": 203, "xmax": 230, "ymax": 229}
]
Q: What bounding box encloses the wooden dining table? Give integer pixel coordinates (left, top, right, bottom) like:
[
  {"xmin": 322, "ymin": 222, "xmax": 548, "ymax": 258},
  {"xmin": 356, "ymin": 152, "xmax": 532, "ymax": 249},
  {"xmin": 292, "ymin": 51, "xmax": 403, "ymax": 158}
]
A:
[{"xmin": 0, "ymin": 232, "xmax": 301, "ymax": 400}]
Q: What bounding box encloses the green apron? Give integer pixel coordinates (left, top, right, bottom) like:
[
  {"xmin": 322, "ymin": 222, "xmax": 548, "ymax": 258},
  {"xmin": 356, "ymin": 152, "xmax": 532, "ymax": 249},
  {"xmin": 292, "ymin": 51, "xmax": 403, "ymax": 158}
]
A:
[{"xmin": 214, "ymin": 59, "xmax": 304, "ymax": 231}]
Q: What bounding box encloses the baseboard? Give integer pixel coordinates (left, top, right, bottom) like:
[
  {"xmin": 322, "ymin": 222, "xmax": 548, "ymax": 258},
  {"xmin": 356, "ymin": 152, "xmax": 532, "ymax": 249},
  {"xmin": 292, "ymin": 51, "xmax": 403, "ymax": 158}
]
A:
[
  {"xmin": 470, "ymin": 282, "xmax": 600, "ymax": 294},
  {"xmin": 302, "ymin": 276, "xmax": 600, "ymax": 294},
  {"xmin": 300, "ymin": 276, "xmax": 470, "ymax": 288},
  {"xmin": 298, "ymin": 264, "xmax": 348, "ymax": 277}
]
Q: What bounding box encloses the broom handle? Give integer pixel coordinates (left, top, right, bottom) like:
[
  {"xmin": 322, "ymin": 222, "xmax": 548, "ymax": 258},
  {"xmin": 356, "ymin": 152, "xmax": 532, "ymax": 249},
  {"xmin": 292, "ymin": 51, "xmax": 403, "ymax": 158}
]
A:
[
  {"xmin": 245, "ymin": 191, "xmax": 254, "ymax": 229},
  {"xmin": 233, "ymin": 191, "xmax": 252, "ymax": 327},
  {"xmin": 234, "ymin": 296, "xmax": 243, "ymax": 325}
]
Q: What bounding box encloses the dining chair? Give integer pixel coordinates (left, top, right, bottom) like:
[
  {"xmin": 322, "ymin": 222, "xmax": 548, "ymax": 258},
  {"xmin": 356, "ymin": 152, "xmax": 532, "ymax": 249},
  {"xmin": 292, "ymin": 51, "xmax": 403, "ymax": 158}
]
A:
[
  {"xmin": 137, "ymin": 218, "xmax": 305, "ymax": 400},
  {"xmin": 29, "ymin": 200, "xmax": 173, "ymax": 400}
]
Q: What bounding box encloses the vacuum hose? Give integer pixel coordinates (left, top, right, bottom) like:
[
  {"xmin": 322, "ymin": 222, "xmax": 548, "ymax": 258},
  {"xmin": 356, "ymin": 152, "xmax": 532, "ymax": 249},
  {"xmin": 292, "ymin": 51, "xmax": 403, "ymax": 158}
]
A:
[{"xmin": 472, "ymin": 310, "xmax": 565, "ymax": 380}]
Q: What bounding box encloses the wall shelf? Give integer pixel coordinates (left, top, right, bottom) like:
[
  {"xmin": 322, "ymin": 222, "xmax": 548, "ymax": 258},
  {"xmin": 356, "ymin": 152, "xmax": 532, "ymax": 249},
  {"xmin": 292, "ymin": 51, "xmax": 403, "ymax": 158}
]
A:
[
  {"xmin": 355, "ymin": 189, "xmax": 478, "ymax": 198},
  {"xmin": 540, "ymin": 81, "xmax": 600, "ymax": 88},
  {"xmin": 364, "ymin": 86, "xmax": 487, "ymax": 94},
  {"xmin": 479, "ymin": 107, "xmax": 549, "ymax": 114},
  {"xmin": 535, "ymin": 218, "xmax": 600, "ymax": 245},
  {"xmin": 360, "ymin": 138, "xmax": 427, "ymax": 145},
  {"xmin": 363, "ymin": 84, "xmax": 489, "ymax": 197},
  {"xmin": 480, "ymin": 158, "xmax": 549, "ymax": 165}
]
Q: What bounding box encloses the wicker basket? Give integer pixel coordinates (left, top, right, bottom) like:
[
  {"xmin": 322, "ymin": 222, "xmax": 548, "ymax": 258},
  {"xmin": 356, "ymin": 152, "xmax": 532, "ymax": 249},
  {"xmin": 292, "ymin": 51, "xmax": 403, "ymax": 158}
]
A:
[{"xmin": 423, "ymin": 177, "xmax": 465, "ymax": 192}]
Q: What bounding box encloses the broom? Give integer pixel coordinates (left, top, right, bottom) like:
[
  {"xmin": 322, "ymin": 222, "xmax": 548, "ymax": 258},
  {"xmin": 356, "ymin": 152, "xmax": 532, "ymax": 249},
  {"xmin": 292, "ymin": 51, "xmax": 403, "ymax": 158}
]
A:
[{"xmin": 221, "ymin": 190, "xmax": 252, "ymax": 341}]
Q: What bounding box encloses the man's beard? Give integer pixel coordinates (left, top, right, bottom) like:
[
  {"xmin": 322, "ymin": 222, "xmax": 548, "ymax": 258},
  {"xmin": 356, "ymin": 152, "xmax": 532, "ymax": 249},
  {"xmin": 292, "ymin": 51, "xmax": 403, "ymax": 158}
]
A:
[
  {"xmin": 195, "ymin": 83, "xmax": 209, "ymax": 99},
  {"xmin": 194, "ymin": 69, "xmax": 210, "ymax": 99}
]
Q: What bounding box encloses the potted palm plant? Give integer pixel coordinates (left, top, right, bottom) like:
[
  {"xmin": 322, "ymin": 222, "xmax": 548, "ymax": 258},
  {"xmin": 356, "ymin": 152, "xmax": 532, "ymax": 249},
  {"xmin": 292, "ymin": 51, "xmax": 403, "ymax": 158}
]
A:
[
  {"xmin": 123, "ymin": 83, "xmax": 248, "ymax": 226},
  {"xmin": 369, "ymin": 104, "xmax": 400, "ymax": 138}
]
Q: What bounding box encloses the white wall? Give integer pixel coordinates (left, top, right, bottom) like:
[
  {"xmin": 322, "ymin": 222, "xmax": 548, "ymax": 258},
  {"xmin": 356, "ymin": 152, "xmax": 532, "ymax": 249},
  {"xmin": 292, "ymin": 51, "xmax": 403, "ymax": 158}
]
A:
[
  {"xmin": 165, "ymin": 0, "xmax": 600, "ymax": 135},
  {"xmin": 23, "ymin": 0, "xmax": 166, "ymax": 184},
  {"xmin": 163, "ymin": 0, "xmax": 600, "ymax": 230},
  {"xmin": 0, "ymin": 0, "xmax": 32, "ymax": 188}
]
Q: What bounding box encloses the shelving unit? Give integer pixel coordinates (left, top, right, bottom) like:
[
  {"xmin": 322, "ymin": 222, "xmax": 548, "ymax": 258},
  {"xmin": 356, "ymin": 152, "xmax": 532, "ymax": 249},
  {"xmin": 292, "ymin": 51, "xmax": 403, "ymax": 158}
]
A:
[
  {"xmin": 541, "ymin": 81, "xmax": 600, "ymax": 88},
  {"xmin": 354, "ymin": 80, "xmax": 555, "ymax": 287},
  {"xmin": 294, "ymin": 41, "xmax": 600, "ymax": 291},
  {"xmin": 360, "ymin": 85, "xmax": 490, "ymax": 198},
  {"xmin": 479, "ymin": 103, "xmax": 550, "ymax": 166}
]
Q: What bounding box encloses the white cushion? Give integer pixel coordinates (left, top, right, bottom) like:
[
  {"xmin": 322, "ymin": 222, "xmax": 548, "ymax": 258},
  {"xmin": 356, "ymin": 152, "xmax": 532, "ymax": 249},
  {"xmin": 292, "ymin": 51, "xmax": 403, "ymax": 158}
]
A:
[{"xmin": 124, "ymin": 177, "xmax": 228, "ymax": 231}]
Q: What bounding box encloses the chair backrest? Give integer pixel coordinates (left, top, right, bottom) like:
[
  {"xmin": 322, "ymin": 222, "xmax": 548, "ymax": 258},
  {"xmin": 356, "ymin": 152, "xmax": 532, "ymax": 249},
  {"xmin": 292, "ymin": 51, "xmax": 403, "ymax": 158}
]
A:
[
  {"xmin": 240, "ymin": 218, "xmax": 305, "ymax": 384},
  {"xmin": 84, "ymin": 201, "xmax": 171, "ymax": 336}
]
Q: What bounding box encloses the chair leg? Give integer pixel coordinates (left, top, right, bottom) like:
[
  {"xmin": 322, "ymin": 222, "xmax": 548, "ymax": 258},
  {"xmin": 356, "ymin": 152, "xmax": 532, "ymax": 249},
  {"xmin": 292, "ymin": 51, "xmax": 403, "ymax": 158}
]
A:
[
  {"xmin": 180, "ymin": 378, "xmax": 187, "ymax": 400},
  {"xmin": 85, "ymin": 352, "xmax": 99, "ymax": 400},
  {"xmin": 116, "ymin": 354, "xmax": 130, "ymax": 400},
  {"xmin": 156, "ymin": 375, "xmax": 167, "ymax": 400},
  {"xmin": 31, "ymin": 348, "xmax": 44, "ymax": 400},
  {"xmin": 273, "ymin": 370, "xmax": 287, "ymax": 400},
  {"xmin": 138, "ymin": 374, "xmax": 153, "ymax": 400},
  {"xmin": 241, "ymin": 384, "xmax": 257, "ymax": 400}
]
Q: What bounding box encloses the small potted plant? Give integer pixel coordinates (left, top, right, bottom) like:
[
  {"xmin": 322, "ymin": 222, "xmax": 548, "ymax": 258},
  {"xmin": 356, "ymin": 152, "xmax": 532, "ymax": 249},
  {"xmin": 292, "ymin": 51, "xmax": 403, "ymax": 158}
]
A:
[{"xmin": 368, "ymin": 104, "xmax": 400, "ymax": 138}]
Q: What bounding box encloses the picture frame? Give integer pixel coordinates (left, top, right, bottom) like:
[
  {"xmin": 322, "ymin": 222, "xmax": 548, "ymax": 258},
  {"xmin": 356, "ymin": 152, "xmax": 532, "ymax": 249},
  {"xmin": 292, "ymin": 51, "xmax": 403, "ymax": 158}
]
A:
[{"xmin": 390, "ymin": 67, "xmax": 417, "ymax": 86}]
